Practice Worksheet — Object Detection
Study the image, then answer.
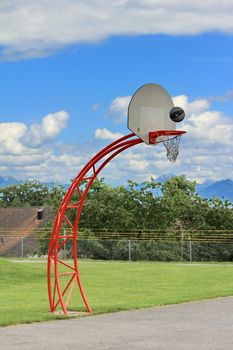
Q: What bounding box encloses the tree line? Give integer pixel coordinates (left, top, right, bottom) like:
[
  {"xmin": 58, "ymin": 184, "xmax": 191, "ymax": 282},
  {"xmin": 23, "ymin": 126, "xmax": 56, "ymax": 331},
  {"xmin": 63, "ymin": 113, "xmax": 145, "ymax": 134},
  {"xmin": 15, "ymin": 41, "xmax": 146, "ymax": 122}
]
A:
[{"xmin": 1, "ymin": 176, "xmax": 233, "ymax": 261}]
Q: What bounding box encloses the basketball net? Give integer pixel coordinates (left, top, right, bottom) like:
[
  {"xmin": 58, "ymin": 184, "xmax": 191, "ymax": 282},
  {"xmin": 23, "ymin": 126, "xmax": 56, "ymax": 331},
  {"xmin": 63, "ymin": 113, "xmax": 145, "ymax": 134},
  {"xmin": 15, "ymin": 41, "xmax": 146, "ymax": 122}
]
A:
[{"xmin": 162, "ymin": 134, "xmax": 181, "ymax": 163}]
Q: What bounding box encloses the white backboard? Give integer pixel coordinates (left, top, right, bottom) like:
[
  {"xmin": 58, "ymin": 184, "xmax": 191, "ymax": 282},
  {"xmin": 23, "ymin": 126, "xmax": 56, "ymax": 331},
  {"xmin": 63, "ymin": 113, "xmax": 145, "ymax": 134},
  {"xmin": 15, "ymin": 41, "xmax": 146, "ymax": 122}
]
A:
[{"xmin": 127, "ymin": 83, "xmax": 175, "ymax": 144}]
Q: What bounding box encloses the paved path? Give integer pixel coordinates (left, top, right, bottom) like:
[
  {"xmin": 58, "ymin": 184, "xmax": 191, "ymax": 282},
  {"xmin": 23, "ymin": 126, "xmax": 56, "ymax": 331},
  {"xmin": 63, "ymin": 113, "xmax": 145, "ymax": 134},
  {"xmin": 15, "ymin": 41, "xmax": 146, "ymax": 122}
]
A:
[{"xmin": 1, "ymin": 297, "xmax": 233, "ymax": 350}]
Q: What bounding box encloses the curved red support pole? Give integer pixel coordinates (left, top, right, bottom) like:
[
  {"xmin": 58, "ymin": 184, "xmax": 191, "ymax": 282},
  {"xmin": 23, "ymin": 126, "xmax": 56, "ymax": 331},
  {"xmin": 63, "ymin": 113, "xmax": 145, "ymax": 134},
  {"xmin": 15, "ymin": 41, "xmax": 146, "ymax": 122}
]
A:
[{"xmin": 47, "ymin": 133, "xmax": 143, "ymax": 314}]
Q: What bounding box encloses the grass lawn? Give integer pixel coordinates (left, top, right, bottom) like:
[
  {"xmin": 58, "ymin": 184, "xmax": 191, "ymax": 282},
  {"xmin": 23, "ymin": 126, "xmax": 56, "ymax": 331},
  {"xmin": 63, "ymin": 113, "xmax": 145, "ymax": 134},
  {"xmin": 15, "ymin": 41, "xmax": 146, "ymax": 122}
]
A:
[{"xmin": 1, "ymin": 258, "xmax": 233, "ymax": 326}]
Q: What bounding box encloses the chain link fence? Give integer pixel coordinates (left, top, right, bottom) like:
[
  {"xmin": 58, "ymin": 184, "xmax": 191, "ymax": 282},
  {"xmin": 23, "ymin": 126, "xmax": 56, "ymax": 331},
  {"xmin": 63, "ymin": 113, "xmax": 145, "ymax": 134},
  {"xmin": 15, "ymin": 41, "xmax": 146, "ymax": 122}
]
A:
[{"xmin": 1, "ymin": 229, "xmax": 233, "ymax": 262}]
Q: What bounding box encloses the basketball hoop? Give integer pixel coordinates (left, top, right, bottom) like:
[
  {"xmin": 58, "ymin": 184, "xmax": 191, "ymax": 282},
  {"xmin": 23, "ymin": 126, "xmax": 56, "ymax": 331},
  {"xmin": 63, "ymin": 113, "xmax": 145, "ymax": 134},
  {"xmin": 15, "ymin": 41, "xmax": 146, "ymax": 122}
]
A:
[
  {"xmin": 48, "ymin": 83, "xmax": 187, "ymax": 316},
  {"xmin": 149, "ymin": 130, "xmax": 186, "ymax": 163},
  {"xmin": 127, "ymin": 84, "xmax": 186, "ymax": 159}
]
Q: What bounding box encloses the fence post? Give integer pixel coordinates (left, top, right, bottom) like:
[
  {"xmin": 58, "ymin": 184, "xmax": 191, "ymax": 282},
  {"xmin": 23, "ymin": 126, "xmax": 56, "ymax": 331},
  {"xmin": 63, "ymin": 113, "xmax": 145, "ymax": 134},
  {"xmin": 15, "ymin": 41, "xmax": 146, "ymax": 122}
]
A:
[
  {"xmin": 180, "ymin": 231, "xmax": 184, "ymax": 261},
  {"xmin": 189, "ymin": 236, "xmax": 192, "ymax": 262},
  {"xmin": 21, "ymin": 237, "xmax": 24, "ymax": 257},
  {"xmin": 128, "ymin": 240, "xmax": 131, "ymax": 262}
]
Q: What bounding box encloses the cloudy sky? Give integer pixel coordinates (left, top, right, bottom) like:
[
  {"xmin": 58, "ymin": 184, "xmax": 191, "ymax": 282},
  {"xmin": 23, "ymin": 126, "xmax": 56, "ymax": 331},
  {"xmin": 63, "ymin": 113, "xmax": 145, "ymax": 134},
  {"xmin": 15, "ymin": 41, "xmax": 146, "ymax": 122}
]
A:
[{"xmin": 1, "ymin": 0, "xmax": 233, "ymax": 185}]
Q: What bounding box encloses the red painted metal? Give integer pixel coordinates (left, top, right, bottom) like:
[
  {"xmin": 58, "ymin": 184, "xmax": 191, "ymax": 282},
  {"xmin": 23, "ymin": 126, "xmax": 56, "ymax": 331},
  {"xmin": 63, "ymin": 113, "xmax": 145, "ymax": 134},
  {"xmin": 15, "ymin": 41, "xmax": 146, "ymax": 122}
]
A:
[
  {"xmin": 149, "ymin": 130, "xmax": 186, "ymax": 144},
  {"xmin": 47, "ymin": 133, "xmax": 143, "ymax": 314}
]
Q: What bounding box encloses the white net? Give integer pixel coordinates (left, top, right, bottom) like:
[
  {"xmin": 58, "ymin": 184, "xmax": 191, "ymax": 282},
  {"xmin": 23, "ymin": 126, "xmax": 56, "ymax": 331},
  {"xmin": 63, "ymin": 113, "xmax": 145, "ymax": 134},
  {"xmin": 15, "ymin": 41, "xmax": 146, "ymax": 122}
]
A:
[{"xmin": 162, "ymin": 135, "xmax": 181, "ymax": 163}]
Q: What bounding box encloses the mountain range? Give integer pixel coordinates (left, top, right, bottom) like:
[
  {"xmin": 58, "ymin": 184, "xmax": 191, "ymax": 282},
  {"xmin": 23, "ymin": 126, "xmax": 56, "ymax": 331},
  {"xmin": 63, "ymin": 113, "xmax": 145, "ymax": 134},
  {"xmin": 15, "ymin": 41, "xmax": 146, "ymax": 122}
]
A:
[
  {"xmin": 0, "ymin": 176, "xmax": 22, "ymax": 188},
  {"xmin": 0, "ymin": 176, "xmax": 66, "ymax": 190},
  {"xmin": 0, "ymin": 175, "xmax": 233, "ymax": 202},
  {"xmin": 197, "ymin": 179, "xmax": 233, "ymax": 202},
  {"xmin": 151, "ymin": 174, "xmax": 233, "ymax": 202}
]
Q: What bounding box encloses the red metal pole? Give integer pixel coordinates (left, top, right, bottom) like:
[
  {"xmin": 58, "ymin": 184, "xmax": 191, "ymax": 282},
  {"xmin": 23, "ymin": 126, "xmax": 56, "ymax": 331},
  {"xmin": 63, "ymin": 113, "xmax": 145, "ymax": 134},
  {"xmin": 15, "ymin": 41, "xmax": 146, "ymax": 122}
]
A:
[{"xmin": 47, "ymin": 133, "xmax": 143, "ymax": 314}]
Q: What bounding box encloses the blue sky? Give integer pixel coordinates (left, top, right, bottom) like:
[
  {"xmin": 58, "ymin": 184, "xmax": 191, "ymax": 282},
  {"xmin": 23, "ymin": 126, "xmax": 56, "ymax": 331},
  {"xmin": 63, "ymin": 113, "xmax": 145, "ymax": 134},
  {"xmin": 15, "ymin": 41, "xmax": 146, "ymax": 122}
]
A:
[{"xmin": 0, "ymin": 1, "xmax": 233, "ymax": 184}]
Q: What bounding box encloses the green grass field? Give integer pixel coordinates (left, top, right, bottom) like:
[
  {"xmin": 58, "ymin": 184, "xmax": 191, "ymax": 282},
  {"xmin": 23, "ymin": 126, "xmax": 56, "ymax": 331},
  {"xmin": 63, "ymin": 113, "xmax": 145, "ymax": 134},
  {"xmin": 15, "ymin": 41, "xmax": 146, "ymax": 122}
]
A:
[{"xmin": 1, "ymin": 258, "xmax": 233, "ymax": 326}]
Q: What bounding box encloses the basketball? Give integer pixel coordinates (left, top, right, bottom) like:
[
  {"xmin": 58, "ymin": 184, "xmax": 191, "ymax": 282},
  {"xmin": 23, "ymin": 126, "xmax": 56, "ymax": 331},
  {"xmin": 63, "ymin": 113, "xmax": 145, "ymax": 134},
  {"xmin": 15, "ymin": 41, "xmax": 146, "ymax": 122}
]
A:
[{"xmin": 169, "ymin": 106, "xmax": 185, "ymax": 122}]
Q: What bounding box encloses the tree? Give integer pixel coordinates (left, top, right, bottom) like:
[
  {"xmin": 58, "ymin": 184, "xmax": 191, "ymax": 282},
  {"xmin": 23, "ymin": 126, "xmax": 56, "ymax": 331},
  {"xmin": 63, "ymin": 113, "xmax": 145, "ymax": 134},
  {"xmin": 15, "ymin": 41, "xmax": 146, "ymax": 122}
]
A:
[
  {"xmin": 0, "ymin": 181, "xmax": 49, "ymax": 207},
  {"xmin": 4, "ymin": 176, "xmax": 231, "ymax": 262}
]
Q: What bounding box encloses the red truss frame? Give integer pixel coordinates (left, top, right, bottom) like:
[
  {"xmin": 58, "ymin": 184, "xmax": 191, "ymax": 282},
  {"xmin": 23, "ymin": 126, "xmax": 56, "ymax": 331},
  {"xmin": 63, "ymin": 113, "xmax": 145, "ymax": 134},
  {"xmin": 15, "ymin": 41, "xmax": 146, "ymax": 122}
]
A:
[{"xmin": 47, "ymin": 133, "xmax": 143, "ymax": 314}]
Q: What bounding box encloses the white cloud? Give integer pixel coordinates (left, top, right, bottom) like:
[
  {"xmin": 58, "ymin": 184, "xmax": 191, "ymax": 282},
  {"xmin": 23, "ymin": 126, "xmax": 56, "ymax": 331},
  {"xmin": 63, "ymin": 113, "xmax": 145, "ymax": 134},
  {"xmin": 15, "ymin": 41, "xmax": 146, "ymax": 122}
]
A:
[
  {"xmin": 1, "ymin": 0, "xmax": 233, "ymax": 60},
  {"xmin": 108, "ymin": 96, "xmax": 131, "ymax": 123},
  {"xmin": 94, "ymin": 128, "xmax": 124, "ymax": 141},
  {"xmin": 118, "ymin": 151, "xmax": 150, "ymax": 171},
  {"xmin": 209, "ymin": 89, "xmax": 233, "ymax": 103},
  {"xmin": 0, "ymin": 111, "xmax": 69, "ymax": 156},
  {"xmin": 50, "ymin": 154, "xmax": 82, "ymax": 167},
  {"xmin": 173, "ymin": 95, "xmax": 233, "ymax": 147},
  {"xmin": 0, "ymin": 152, "xmax": 52, "ymax": 166},
  {"xmin": 172, "ymin": 95, "xmax": 210, "ymax": 115},
  {"xmin": 24, "ymin": 111, "xmax": 69, "ymax": 147},
  {"xmin": 0, "ymin": 111, "xmax": 74, "ymax": 181},
  {"xmin": 0, "ymin": 122, "xmax": 27, "ymax": 155},
  {"xmin": 170, "ymin": 95, "xmax": 233, "ymax": 182}
]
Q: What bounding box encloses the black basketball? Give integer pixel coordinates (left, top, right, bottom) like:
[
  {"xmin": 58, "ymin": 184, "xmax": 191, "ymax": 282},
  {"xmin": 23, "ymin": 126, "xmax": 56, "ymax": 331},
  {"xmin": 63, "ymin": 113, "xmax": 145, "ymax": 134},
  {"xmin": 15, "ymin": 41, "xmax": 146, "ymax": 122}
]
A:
[{"xmin": 169, "ymin": 106, "xmax": 185, "ymax": 123}]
